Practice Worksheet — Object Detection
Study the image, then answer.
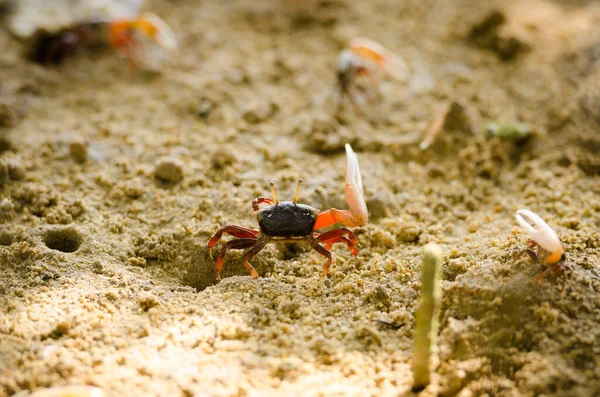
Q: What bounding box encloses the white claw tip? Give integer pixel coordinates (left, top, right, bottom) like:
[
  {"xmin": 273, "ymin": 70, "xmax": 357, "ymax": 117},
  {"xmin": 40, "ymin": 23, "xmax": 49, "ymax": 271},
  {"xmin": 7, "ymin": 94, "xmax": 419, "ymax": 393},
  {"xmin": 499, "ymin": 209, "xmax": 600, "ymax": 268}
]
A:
[
  {"xmin": 344, "ymin": 144, "xmax": 368, "ymax": 225},
  {"xmin": 142, "ymin": 12, "xmax": 178, "ymax": 51},
  {"xmin": 345, "ymin": 144, "xmax": 362, "ymax": 192},
  {"xmin": 515, "ymin": 209, "xmax": 563, "ymax": 255}
]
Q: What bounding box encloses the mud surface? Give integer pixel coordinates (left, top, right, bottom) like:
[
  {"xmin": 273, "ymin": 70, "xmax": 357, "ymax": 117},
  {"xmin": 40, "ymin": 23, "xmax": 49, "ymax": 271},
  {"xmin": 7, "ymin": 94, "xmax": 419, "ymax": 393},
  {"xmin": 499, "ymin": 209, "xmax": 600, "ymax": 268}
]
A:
[{"xmin": 1, "ymin": 0, "xmax": 600, "ymax": 396}]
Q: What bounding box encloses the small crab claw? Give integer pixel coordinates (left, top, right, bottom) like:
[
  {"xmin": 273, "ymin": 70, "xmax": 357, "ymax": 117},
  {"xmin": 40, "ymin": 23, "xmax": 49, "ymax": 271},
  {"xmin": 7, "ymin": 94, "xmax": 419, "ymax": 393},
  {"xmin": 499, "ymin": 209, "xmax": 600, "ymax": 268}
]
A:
[
  {"xmin": 515, "ymin": 209, "xmax": 564, "ymax": 264},
  {"xmin": 314, "ymin": 144, "xmax": 368, "ymax": 230},
  {"xmin": 109, "ymin": 12, "xmax": 178, "ymax": 52},
  {"xmin": 349, "ymin": 37, "xmax": 407, "ymax": 81},
  {"xmin": 135, "ymin": 12, "xmax": 178, "ymax": 51}
]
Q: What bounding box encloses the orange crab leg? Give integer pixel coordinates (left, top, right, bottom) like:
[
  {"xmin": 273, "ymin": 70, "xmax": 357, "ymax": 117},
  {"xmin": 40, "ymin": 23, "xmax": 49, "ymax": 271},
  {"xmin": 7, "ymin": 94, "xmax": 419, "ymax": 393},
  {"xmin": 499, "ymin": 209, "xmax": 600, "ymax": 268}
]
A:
[
  {"xmin": 319, "ymin": 235, "xmax": 357, "ymax": 256},
  {"xmin": 215, "ymin": 238, "xmax": 257, "ymax": 280},
  {"xmin": 309, "ymin": 240, "xmax": 333, "ymax": 276},
  {"xmin": 316, "ymin": 228, "xmax": 358, "ymax": 254},
  {"xmin": 208, "ymin": 225, "xmax": 259, "ymax": 250},
  {"xmin": 317, "ymin": 227, "xmax": 358, "ymax": 246}
]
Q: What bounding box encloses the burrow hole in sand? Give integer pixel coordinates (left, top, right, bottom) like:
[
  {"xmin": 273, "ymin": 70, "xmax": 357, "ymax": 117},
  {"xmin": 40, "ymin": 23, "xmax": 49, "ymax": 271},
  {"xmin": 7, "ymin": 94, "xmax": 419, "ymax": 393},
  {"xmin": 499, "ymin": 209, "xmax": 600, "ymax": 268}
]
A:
[
  {"xmin": 43, "ymin": 227, "xmax": 82, "ymax": 253},
  {"xmin": 0, "ymin": 231, "xmax": 13, "ymax": 246}
]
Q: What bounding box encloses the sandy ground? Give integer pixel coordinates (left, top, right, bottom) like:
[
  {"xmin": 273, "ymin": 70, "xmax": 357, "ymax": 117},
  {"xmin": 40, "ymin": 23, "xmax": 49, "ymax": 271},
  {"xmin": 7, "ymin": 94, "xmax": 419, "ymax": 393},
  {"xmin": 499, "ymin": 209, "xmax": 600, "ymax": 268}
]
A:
[{"xmin": 1, "ymin": 0, "xmax": 599, "ymax": 396}]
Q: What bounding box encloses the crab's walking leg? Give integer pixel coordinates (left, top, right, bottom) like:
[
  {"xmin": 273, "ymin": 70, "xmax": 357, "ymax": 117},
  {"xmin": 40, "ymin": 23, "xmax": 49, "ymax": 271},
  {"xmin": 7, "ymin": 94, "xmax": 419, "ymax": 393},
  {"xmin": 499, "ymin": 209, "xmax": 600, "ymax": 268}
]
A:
[
  {"xmin": 215, "ymin": 238, "xmax": 258, "ymax": 280},
  {"xmin": 309, "ymin": 240, "xmax": 333, "ymax": 276},
  {"xmin": 242, "ymin": 239, "xmax": 267, "ymax": 279},
  {"xmin": 534, "ymin": 265, "xmax": 555, "ymax": 284},
  {"xmin": 208, "ymin": 225, "xmax": 260, "ymax": 250},
  {"xmin": 317, "ymin": 228, "xmax": 358, "ymax": 255},
  {"xmin": 513, "ymin": 248, "xmax": 540, "ymax": 264},
  {"xmin": 323, "ymin": 236, "xmax": 356, "ymax": 255},
  {"xmin": 314, "ymin": 144, "xmax": 368, "ymax": 230}
]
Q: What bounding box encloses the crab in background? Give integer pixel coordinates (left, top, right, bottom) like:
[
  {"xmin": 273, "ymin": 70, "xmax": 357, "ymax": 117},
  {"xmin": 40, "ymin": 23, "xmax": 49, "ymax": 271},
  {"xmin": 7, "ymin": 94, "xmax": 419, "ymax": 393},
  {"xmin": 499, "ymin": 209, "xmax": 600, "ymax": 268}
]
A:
[
  {"xmin": 28, "ymin": 12, "xmax": 177, "ymax": 66},
  {"xmin": 514, "ymin": 209, "xmax": 572, "ymax": 292},
  {"xmin": 336, "ymin": 37, "xmax": 407, "ymax": 111},
  {"xmin": 208, "ymin": 144, "xmax": 368, "ymax": 280}
]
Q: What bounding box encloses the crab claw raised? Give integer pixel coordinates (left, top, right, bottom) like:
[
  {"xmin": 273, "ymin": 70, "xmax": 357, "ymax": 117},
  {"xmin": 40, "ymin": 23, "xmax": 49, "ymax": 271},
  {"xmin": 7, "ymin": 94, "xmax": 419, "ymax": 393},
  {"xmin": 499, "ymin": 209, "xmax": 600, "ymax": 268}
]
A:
[
  {"xmin": 314, "ymin": 144, "xmax": 368, "ymax": 230},
  {"xmin": 349, "ymin": 37, "xmax": 407, "ymax": 81},
  {"xmin": 515, "ymin": 209, "xmax": 564, "ymax": 264},
  {"xmin": 136, "ymin": 12, "xmax": 178, "ymax": 50},
  {"xmin": 109, "ymin": 12, "xmax": 178, "ymax": 53}
]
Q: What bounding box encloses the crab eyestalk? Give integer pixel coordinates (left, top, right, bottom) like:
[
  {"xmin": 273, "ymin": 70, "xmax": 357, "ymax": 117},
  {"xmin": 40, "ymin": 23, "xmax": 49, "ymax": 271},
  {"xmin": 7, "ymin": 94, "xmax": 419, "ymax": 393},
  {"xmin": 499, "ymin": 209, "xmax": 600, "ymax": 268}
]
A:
[
  {"xmin": 412, "ymin": 243, "xmax": 443, "ymax": 391},
  {"xmin": 515, "ymin": 209, "xmax": 564, "ymax": 264},
  {"xmin": 314, "ymin": 144, "xmax": 368, "ymax": 230}
]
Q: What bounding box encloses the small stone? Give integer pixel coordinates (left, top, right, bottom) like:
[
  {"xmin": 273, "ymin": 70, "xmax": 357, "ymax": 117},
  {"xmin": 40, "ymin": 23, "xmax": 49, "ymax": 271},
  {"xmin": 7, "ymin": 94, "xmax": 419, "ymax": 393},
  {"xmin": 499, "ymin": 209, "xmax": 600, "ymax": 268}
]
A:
[
  {"xmin": 127, "ymin": 256, "xmax": 147, "ymax": 267},
  {"xmin": 196, "ymin": 97, "xmax": 214, "ymax": 119},
  {"xmin": 0, "ymin": 197, "xmax": 15, "ymax": 222},
  {"xmin": 0, "ymin": 101, "xmax": 16, "ymax": 128},
  {"xmin": 154, "ymin": 157, "xmax": 184, "ymax": 184},
  {"xmin": 211, "ymin": 147, "xmax": 237, "ymax": 169},
  {"xmin": 138, "ymin": 293, "xmax": 160, "ymax": 311},
  {"xmin": 105, "ymin": 289, "xmax": 119, "ymax": 301},
  {"xmin": 6, "ymin": 157, "xmax": 26, "ymax": 180},
  {"xmin": 242, "ymin": 102, "xmax": 275, "ymax": 124},
  {"xmin": 69, "ymin": 139, "xmax": 88, "ymax": 163},
  {"xmin": 0, "ymin": 162, "xmax": 8, "ymax": 187},
  {"xmin": 0, "ymin": 136, "xmax": 12, "ymax": 152}
]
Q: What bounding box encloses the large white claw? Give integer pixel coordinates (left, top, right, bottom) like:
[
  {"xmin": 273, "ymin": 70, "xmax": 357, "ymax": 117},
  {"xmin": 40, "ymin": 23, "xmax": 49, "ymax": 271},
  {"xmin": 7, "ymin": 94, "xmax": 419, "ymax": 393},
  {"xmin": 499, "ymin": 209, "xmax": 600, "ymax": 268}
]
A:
[
  {"xmin": 141, "ymin": 12, "xmax": 178, "ymax": 51},
  {"xmin": 313, "ymin": 144, "xmax": 368, "ymax": 230},
  {"xmin": 345, "ymin": 144, "xmax": 368, "ymax": 226},
  {"xmin": 515, "ymin": 209, "xmax": 563, "ymax": 255}
]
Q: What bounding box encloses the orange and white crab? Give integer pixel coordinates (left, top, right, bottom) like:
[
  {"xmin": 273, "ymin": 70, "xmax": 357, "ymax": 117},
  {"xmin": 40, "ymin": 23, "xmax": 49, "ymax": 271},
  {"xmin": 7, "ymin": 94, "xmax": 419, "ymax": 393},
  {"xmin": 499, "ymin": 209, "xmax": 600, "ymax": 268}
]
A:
[
  {"xmin": 28, "ymin": 12, "xmax": 177, "ymax": 66},
  {"xmin": 208, "ymin": 144, "xmax": 368, "ymax": 280},
  {"xmin": 515, "ymin": 209, "xmax": 571, "ymax": 285},
  {"xmin": 336, "ymin": 37, "xmax": 406, "ymax": 109}
]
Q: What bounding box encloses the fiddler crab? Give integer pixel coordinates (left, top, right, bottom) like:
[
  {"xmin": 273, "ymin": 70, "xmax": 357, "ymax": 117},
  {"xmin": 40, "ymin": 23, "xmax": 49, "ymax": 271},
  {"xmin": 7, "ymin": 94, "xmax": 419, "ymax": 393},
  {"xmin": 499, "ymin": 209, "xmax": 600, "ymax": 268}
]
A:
[
  {"xmin": 336, "ymin": 37, "xmax": 406, "ymax": 110},
  {"xmin": 515, "ymin": 209, "xmax": 572, "ymax": 289},
  {"xmin": 208, "ymin": 144, "xmax": 368, "ymax": 280},
  {"xmin": 30, "ymin": 12, "xmax": 177, "ymax": 66}
]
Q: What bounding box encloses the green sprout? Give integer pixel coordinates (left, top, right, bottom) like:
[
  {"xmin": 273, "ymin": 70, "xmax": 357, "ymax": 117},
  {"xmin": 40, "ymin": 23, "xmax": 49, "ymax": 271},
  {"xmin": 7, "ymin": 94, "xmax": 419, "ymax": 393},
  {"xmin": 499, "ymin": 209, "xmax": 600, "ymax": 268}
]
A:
[{"xmin": 412, "ymin": 243, "xmax": 443, "ymax": 391}]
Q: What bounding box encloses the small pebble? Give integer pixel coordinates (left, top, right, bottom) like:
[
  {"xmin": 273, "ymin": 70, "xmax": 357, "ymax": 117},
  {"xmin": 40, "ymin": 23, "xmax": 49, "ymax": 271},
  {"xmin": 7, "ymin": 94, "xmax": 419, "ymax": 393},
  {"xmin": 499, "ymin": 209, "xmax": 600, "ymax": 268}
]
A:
[
  {"xmin": 6, "ymin": 157, "xmax": 26, "ymax": 180},
  {"xmin": 0, "ymin": 102, "xmax": 16, "ymax": 128},
  {"xmin": 69, "ymin": 139, "xmax": 88, "ymax": 163},
  {"xmin": 196, "ymin": 97, "xmax": 214, "ymax": 119},
  {"xmin": 0, "ymin": 162, "xmax": 8, "ymax": 187},
  {"xmin": 105, "ymin": 289, "xmax": 119, "ymax": 301},
  {"xmin": 138, "ymin": 293, "xmax": 160, "ymax": 311},
  {"xmin": 154, "ymin": 157, "xmax": 184, "ymax": 184},
  {"xmin": 211, "ymin": 148, "xmax": 237, "ymax": 169},
  {"xmin": 242, "ymin": 102, "xmax": 275, "ymax": 124}
]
